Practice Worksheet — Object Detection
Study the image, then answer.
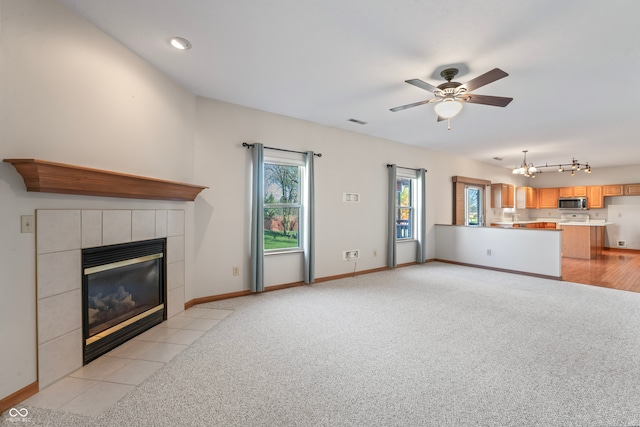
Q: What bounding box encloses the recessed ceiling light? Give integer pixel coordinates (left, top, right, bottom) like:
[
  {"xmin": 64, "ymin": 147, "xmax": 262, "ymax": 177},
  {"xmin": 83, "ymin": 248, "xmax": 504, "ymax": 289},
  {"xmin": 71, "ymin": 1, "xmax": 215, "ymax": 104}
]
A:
[{"xmin": 170, "ymin": 37, "xmax": 192, "ymax": 50}]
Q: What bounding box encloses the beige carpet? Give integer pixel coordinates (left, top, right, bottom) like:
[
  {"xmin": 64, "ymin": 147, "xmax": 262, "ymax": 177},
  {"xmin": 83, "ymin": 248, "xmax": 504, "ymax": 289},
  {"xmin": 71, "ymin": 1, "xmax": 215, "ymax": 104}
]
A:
[{"xmin": 5, "ymin": 262, "xmax": 640, "ymax": 426}]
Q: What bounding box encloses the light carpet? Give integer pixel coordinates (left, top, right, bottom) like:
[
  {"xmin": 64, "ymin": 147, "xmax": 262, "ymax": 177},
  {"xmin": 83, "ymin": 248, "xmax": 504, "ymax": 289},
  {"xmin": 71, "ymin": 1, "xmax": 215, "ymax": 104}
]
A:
[{"xmin": 4, "ymin": 262, "xmax": 640, "ymax": 426}]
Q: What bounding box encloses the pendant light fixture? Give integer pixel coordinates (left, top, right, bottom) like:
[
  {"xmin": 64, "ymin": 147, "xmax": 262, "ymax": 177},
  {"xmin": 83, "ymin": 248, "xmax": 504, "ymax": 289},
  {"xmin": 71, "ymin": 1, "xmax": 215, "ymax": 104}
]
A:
[
  {"xmin": 512, "ymin": 150, "xmax": 592, "ymax": 178},
  {"xmin": 512, "ymin": 150, "xmax": 537, "ymax": 177}
]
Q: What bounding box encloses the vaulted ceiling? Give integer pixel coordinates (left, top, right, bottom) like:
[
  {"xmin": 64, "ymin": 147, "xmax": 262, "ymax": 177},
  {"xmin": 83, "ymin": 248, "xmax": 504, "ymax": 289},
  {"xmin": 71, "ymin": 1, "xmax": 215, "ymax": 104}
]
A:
[{"xmin": 57, "ymin": 0, "xmax": 640, "ymax": 170}]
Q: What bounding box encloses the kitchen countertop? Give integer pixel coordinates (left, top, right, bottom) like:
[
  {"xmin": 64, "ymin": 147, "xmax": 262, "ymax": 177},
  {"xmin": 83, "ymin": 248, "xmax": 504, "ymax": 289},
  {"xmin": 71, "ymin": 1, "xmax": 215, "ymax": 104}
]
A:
[
  {"xmin": 491, "ymin": 219, "xmax": 612, "ymax": 227},
  {"xmin": 555, "ymin": 221, "xmax": 612, "ymax": 226}
]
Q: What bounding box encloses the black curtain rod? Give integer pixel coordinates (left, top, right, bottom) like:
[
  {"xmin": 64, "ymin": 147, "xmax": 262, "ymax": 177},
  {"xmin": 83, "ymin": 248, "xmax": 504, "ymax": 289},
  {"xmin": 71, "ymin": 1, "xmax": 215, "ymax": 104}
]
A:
[
  {"xmin": 242, "ymin": 142, "xmax": 322, "ymax": 157},
  {"xmin": 387, "ymin": 164, "xmax": 427, "ymax": 172}
]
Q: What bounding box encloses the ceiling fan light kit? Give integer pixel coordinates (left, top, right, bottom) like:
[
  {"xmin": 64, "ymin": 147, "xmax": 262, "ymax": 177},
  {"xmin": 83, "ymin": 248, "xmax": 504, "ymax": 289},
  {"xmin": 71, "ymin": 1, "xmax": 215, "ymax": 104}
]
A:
[
  {"xmin": 390, "ymin": 67, "xmax": 513, "ymax": 130},
  {"xmin": 512, "ymin": 150, "xmax": 592, "ymax": 178},
  {"xmin": 434, "ymin": 99, "xmax": 462, "ymax": 119}
]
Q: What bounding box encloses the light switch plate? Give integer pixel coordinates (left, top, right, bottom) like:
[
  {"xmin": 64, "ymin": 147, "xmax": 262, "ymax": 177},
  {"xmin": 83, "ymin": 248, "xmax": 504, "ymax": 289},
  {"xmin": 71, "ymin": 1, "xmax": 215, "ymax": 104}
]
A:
[{"xmin": 21, "ymin": 215, "xmax": 35, "ymax": 233}]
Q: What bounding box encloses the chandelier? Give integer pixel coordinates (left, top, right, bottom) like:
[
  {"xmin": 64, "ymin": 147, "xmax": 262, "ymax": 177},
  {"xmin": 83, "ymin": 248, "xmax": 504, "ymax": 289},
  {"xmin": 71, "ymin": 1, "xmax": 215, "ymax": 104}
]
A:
[
  {"xmin": 512, "ymin": 150, "xmax": 591, "ymax": 178},
  {"xmin": 512, "ymin": 150, "xmax": 537, "ymax": 177}
]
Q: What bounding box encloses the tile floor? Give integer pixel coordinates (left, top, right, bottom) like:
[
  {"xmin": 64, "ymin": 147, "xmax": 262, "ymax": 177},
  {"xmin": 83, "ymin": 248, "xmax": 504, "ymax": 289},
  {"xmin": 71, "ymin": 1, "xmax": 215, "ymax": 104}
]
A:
[{"xmin": 23, "ymin": 306, "xmax": 232, "ymax": 417}]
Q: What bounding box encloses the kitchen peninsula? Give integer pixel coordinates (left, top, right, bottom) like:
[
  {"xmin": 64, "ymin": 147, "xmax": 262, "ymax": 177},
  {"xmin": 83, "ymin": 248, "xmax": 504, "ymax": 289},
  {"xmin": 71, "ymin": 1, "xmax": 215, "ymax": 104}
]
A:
[
  {"xmin": 434, "ymin": 224, "xmax": 562, "ymax": 279},
  {"xmin": 491, "ymin": 213, "xmax": 611, "ymax": 260},
  {"xmin": 558, "ymin": 222, "xmax": 608, "ymax": 260}
]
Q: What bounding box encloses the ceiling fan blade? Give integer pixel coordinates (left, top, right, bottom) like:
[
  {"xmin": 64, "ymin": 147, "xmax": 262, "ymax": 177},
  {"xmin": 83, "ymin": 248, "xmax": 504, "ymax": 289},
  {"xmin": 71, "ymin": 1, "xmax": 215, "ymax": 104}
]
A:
[
  {"xmin": 390, "ymin": 99, "xmax": 434, "ymax": 112},
  {"xmin": 405, "ymin": 79, "xmax": 439, "ymax": 93},
  {"xmin": 460, "ymin": 68, "xmax": 508, "ymax": 92},
  {"xmin": 463, "ymin": 94, "xmax": 513, "ymax": 107}
]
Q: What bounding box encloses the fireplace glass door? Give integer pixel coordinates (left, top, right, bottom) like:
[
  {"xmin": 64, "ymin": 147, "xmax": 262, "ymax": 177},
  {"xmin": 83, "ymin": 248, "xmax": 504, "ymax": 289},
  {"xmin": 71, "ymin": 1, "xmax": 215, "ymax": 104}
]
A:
[
  {"xmin": 82, "ymin": 238, "xmax": 166, "ymax": 364},
  {"xmin": 86, "ymin": 256, "xmax": 162, "ymax": 337}
]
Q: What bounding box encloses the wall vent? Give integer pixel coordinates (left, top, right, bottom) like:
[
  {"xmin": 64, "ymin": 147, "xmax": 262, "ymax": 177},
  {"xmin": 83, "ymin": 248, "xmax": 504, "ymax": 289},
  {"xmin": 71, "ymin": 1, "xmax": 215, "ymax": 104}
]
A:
[
  {"xmin": 617, "ymin": 240, "xmax": 627, "ymax": 248},
  {"xmin": 347, "ymin": 118, "xmax": 367, "ymax": 125}
]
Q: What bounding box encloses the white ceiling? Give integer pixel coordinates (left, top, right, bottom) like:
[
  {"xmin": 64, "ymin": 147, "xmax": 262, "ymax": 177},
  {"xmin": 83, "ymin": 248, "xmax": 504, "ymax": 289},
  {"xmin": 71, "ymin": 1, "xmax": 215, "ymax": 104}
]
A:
[{"xmin": 57, "ymin": 0, "xmax": 640, "ymax": 171}]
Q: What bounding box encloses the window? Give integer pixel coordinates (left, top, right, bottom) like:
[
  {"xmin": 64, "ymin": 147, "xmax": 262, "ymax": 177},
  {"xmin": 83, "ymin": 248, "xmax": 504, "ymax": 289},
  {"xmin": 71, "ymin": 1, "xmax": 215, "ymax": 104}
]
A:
[
  {"xmin": 264, "ymin": 160, "xmax": 303, "ymax": 251},
  {"xmin": 452, "ymin": 176, "xmax": 490, "ymax": 226},
  {"xmin": 395, "ymin": 175, "xmax": 415, "ymax": 239},
  {"xmin": 465, "ymin": 185, "xmax": 483, "ymax": 226}
]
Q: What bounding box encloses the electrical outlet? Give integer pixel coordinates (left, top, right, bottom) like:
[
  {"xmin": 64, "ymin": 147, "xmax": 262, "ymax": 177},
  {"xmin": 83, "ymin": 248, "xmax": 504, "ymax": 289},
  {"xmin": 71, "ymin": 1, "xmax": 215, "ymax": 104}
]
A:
[
  {"xmin": 373, "ymin": 250, "xmax": 377, "ymax": 257},
  {"xmin": 21, "ymin": 215, "xmax": 34, "ymax": 233},
  {"xmin": 232, "ymin": 266, "xmax": 239, "ymax": 276},
  {"xmin": 343, "ymin": 250, "xmax": 360, "ymax": 261},
  {"xmin": 343, "ymin": 193, "xmax": 360, "ymax": 202},
  {"xmin": 486, "ymin": 249, "xmax": 492, "ymax": 256}
]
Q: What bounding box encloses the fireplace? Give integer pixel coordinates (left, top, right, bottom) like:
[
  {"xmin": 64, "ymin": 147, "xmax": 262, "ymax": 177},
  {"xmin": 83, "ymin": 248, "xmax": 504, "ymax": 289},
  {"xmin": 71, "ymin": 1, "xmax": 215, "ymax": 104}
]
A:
[{"xmin": 82, "ymin": 238, "xmax": 167, "ymax": 364}]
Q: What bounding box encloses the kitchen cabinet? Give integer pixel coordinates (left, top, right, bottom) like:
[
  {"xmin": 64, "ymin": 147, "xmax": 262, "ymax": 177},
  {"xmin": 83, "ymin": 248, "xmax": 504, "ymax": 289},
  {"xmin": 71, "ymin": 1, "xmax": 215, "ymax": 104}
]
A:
[
  {"xmin": 511, "ymin": 223, "xmax": 540, "ymax": 228},
  {"xmin": 603, "ymin": 185, "xmax": 623, "ymax": 196},
  {"xmin": 624, "ymin": 183, "xmax": 640, "ymax": 196},
  {"xmin": 573, "ymin": 186, "xmax": 587, "ymax": 197},
  {"xmin": 516, "ymin": 187, "xmax": 526, "ymax": 209},
  {"xmin": 559, "ymin": 186, "xmax": 587, "ymax": 197},
  {"xmin": 559, "ymin": 224, "xmax": 605, "ymax": 260},
  {"xmin": 491, "ymin": 221, "xmax": 557, "ymax": 229},
  {"xmin": 526, "ymin": 187, "xmax": 537, "ymax": 208},
  {"xmin": 587, "ymin": 186, "xmax": 603, "ymax": 209},
  {"xmin": 537, "ymin": 187, "xmax": 559, "ymax": 209},
  {"xmin": 558, "ymin": 187, "xmax": 572, "ymax": 198},
  {"xmin": 516, "ymin": 187, "xmax": 537, "ymax": 209},
  {"xmin": 491, "ymin": 183, "xmax": 514, "ymax": 208}
]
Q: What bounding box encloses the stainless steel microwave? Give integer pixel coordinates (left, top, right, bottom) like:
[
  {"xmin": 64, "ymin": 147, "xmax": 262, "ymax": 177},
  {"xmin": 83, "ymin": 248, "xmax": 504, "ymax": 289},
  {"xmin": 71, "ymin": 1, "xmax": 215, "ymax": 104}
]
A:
[{"xmin": 558, "ymin": 197, "xmax": 588, "ymax": 210}]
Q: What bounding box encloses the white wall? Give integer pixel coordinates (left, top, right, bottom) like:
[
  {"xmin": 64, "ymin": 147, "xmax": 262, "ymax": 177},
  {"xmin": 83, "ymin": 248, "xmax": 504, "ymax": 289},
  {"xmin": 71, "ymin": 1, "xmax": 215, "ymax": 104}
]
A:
[
  {"xmin": 191, "ymin": 97, "xmax": 521, "ymax": 299},
  {"xmin": 435, "ymin": 225, "xmax": 562, "ymax": 278},
  {"xmin": 0, "ymin": 0, "xmax": 524, "ymax": 402},
  {"xmin": 531, "ymin": 164, "xmax": 640, "ymax": 187},
  {"xmin": 606, "ymin": 196, "xmax": 640, "ymax": 249},
  {"xmin": 0, "ymin": 0, "xmax": 196, "ymax": 400}
]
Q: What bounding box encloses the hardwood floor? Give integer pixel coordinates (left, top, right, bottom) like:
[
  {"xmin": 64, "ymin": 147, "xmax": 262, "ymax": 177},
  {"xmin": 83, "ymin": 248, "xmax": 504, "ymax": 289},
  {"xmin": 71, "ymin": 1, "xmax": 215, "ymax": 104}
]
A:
[{"xmin": 562, "ymin": 248, "xmax": 640, "ymax": 293}]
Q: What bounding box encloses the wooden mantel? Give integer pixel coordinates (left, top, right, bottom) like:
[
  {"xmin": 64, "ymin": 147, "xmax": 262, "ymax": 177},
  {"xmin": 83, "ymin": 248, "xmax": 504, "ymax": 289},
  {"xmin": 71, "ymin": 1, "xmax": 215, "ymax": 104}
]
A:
[{"xmin": 4, "ymin": 159, "xmax": 208, "ymax": 201}]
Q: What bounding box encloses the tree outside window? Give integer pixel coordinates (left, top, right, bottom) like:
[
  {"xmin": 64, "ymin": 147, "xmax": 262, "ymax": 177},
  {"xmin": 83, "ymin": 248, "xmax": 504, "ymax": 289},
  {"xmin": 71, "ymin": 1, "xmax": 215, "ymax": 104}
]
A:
[
  {"xmin": 396, "ymin": 177, "xmax": 414, "ymax": 239},
  {"xmin": 264, "ymin": 163, "xmax": 302, "ymax": 250}
]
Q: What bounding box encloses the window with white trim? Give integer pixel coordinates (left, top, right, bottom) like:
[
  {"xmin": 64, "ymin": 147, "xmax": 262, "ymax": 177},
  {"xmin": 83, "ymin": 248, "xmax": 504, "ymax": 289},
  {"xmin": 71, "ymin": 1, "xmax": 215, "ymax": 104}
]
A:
[
  {"xmin": 264, "ymin": 157, "xmax": 304, "ymax": 252},
  {"xmin": 395, "ymin": 173, "xmax": 416, "ymax": 239}
]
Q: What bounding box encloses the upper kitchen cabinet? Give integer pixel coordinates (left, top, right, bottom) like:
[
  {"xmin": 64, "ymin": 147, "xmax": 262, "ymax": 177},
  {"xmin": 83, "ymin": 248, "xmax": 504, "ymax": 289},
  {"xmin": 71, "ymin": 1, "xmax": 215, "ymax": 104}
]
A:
[
  {"xmin": 491, "ymin": 183, "xmax": 514, "ymax": 208},
  {"xmin": 587, "ymin": 186, "xmax": 603, "ymax": 209},
  {"xmin": 573, "ymin": 186, "xmax": 587, "ymax": 197},
  {"xmin": 538, "ymin": 187, "xmax": 559, "ymax": 209},
  {"xmin": 526, "ymin": 187, "xmax": 538, "ymax": 208},
  {"xmin": 516, "ymin": 186, "xmax": 537, "ymax": 209},
  {"xmin": 559, "ymin": 186, "xmax": 587, "ymax": 197},
  {"xmin": 603, "ymin": 184, "xmax": 623, "ymax": 196},
  {"xmin": 624, "ymin": 184, "xmax": 640, "ymax": 196}
]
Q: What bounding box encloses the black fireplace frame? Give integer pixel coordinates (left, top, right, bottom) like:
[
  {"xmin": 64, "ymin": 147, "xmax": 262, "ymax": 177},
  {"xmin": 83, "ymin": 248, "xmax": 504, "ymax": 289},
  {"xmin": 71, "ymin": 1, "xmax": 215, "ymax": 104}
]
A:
[{"xmin": 82, "ymin": 238, "xmax": 167, "ymax": 365}]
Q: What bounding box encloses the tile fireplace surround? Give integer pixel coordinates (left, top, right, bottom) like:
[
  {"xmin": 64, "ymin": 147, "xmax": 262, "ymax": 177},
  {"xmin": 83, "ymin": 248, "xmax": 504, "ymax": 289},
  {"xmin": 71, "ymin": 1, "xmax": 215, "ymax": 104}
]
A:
[{"xmin": 36, "ymin": 209, "xmax": 185, "ymax": 389}]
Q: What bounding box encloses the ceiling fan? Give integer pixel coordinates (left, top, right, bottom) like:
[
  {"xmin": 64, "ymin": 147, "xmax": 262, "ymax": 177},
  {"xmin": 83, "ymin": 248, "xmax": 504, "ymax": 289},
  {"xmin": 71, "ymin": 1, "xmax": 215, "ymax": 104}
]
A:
[{"xmin": 390, "ymin": 68, "xmax": 513, "ymax": 128}]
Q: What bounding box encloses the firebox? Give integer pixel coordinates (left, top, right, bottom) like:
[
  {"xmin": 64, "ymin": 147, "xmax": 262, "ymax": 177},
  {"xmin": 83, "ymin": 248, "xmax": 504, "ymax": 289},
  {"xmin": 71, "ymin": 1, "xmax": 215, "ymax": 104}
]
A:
[{"xmin": 82, "ymin": 238, "xmax": 167, "ymax": 364}]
